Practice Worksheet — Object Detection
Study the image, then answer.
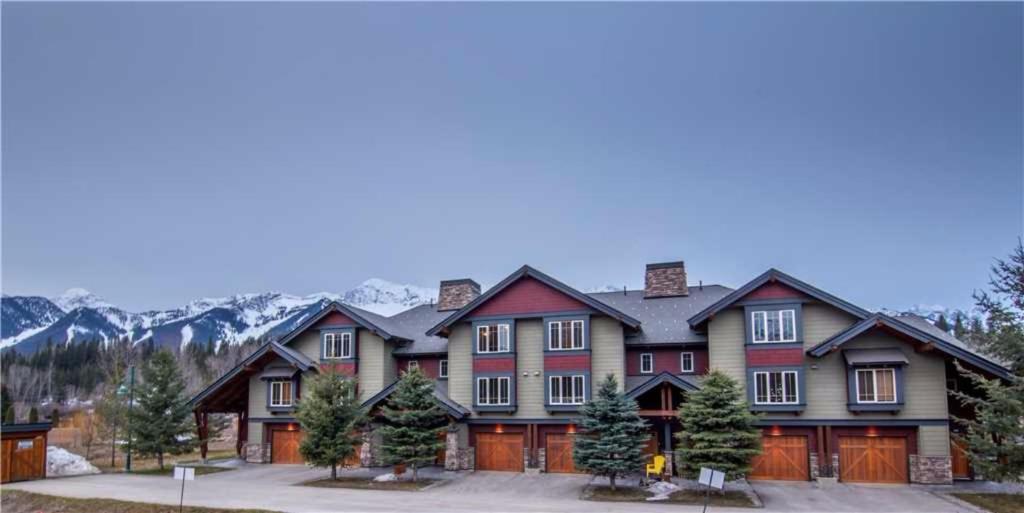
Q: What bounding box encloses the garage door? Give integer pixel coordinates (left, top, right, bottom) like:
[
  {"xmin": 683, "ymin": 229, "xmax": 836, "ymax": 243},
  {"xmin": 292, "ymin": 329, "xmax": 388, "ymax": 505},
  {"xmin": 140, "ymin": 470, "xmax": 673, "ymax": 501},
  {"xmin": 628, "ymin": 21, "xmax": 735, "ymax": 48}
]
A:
[
  {"xmin": 1, "ymin": 436, "xmax": 46, "ymax": 483},
  {"xmin": 749, "ymin": 435, "xmax": 809, "ymax": 481},
  {"xmin": 476, "ymin": 433, "xmax": 524, "ymax": 472},
  {"xmin": 271, "ymin": 429, "xmax": 305, "ymax": 464},
  {"xmin": 839, "ymin": 436, "xmax": 907, "ymax": 483},
  {"xmin": 546, "ymin": 434, "xmax": 576, "ymax": 473}
]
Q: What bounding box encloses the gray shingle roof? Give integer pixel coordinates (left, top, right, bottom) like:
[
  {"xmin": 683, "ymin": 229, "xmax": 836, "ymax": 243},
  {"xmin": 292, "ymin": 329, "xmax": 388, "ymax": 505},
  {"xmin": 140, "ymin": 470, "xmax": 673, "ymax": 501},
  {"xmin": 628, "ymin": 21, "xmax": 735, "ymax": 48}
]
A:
[
  {"xmin": 588, "ymin": 285, "xmax": 733, "ymax": 345},
  {"xmin": 384, "ymin": 304, "xmax": 451, "ymax": 355}
]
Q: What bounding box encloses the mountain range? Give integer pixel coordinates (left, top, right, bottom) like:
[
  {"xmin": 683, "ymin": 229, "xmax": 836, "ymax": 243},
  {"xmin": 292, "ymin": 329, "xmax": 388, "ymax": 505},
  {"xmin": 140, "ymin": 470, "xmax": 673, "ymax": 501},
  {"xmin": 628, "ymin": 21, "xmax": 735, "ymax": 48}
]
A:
[{"xmin": 1, "ymin": 280, "xmax": 438, "ymax": 354}]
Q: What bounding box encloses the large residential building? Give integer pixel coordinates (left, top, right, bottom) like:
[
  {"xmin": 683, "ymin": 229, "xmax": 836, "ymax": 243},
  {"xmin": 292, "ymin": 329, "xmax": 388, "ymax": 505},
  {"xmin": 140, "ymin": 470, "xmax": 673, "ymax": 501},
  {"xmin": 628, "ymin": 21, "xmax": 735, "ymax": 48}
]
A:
[{"xmin": 189, "ymin": 261, "xmax": 1009, "ymax": 484}]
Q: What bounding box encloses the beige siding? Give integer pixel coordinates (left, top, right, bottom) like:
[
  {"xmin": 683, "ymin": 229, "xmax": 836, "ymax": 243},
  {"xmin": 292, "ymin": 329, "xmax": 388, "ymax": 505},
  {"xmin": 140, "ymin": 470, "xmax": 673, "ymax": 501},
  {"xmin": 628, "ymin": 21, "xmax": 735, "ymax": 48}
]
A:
[
  {"xmin": 591, "ymin": 316, "xmax": 625, "ymax": 391},
  {"xmin": 291, "ymin": 330, "xmax": 321, "ymax": 362},
  {"xmin": 515, "ymin": 320, "xmax": 546, "ymax": 418},
  {"xmin": 248, "ymin": 372, "xmax": 270, "ymax": 418},
  {"xmin": 248, "ymin": 421, "xmax": 263, "ymax": 445},
  {"xmin": 447, "ymin": 324, "xmax": 473, "ymax": 409},
  {"xmin": 357, "ymin": 330, "xmax": 394, "ymax": 402},
  {"xmin": 802, "ymin": 304, "xmax": 860, "ymax": 350},
  {"xmin": 919, "ymin": 425, "xmax": 951, "ymax": 457},
  {"xmin": 707, "ymin": 309, "xmax": 746, "ymax": 387}
]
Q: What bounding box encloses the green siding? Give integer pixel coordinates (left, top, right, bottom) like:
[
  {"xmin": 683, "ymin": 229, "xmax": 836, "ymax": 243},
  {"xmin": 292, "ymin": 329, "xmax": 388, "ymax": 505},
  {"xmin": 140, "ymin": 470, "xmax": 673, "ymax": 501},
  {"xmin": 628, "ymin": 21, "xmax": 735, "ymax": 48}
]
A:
[
  {"xmin": 248, "ymin": 421, "xmax": 263, "ymax": 445},
  {"xmin": 515, "ymin": 320, "xmax": 546, "ymax": 418},
  {"xmin": 919, "ymin": 425, "xmax": 951, "ymax": 457},
  {"xmin": 591, "ymin": 316, "xmax": 625, "ymax": 391},
  {"xmin": 802, "ymin": 304, "xmax": 859, "ymax": 350},
  {"xmin": 357, "ymin": 329, "xmax": 394, "ymax": 402},
  {"xmin": 707, "ymin": 309, "xmax": 746, "ymax": 387},
  {"xmin": 291, "ymin": 330, "xmax": 321, "ymax": 362},
  {"xmin": 447, "ymin": 324, "xmax": 474, "ymax": 409}
]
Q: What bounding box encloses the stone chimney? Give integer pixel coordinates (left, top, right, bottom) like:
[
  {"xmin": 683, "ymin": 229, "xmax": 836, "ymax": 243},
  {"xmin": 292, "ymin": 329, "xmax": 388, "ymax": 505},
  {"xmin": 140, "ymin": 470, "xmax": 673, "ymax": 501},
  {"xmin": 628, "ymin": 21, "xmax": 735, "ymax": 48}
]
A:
[
  {"xmin": 437, "ymin": 279, "xmax": 481, "ymax": 311},
  {"xmin": 644, "ymin": 261, "xmax": 689, "ymax": 298}
]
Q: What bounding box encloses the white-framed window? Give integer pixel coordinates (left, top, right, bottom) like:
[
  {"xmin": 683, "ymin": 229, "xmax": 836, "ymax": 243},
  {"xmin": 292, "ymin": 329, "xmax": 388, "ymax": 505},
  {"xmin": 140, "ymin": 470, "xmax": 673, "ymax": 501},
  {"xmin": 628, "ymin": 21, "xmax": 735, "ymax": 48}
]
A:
[
  {"xmin": 549, "ymin": 375, "xmax": 586, "ymax": 405},
  {"xmin": 324, "ymin": 332, "xmax": 353, "ymax": 359},
  {"xmin": 476, "ymin": 376, "xmax": 511, "ymax": 405},
  {"xmin": 751, "ymin": 310, "xmax": 797, "ymax": 343},
  {"xmin": 439, "ymin": 359, "xmax": 448, "ymax": 378},
  {"xmin": 640, "ymin": 353, "xmax": 654, "ymax": 374},
  {"xmin": 269, "ymin": 380, "xmax": 293, "ymax": 407},
  {"xmin": 548, "ymin": 320, "xmax": 585, "ymax": 350},
  {"xmin": 753, "ymin": 371, "xmax": 799, "ymax": 405},
  {"xmin": 477, "ymin": 324, "xmax": 511, "ymax": 353},
  {"xmin": 407, "ymin": 360, "xmax": 419, "ymax": 372},
  {"xmin": 856, "ymin": 368, "xmax": 897, "ymax": 403},
  {"xmin": 680, "ymin": 352, "xmax": 694, "ymax": 373}
]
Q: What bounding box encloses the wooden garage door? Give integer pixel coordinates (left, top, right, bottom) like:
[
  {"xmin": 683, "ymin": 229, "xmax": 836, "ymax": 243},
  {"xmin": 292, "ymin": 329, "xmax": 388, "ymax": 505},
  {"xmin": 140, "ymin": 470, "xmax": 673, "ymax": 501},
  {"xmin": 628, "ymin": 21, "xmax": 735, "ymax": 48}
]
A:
[
  {"xmin": 839, "ymin": 436, "xmax": 907, "ymax": 483},
  {"xmin": 271, "ymin": 429, "xmax": 305, "ymax": 464},
  {"xmin": 1, "ymin": 435, "xmax": 46, "ymax": 483},
  {"xmin": 951, "ymin": 439, "xmax": 971, "ymax": 479},
  {"xmin": 476, "ymin": 433, "xmax": 524, "ymax": 472},
  {"xmin": 749, "ymin": 435, "xmax": 809, "ymax": 481},
  {"xmin": 546, "ymin": 434, "xmax": 576, "ymax": 473}
]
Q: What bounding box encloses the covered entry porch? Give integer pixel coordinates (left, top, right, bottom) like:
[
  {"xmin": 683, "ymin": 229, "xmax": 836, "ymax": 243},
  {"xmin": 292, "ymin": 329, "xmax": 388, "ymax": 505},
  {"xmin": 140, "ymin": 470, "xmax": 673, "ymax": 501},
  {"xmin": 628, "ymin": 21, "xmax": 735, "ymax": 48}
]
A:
[{"xmin": 626, "ymin": 371, "xmax": 698, "ymax": 476}]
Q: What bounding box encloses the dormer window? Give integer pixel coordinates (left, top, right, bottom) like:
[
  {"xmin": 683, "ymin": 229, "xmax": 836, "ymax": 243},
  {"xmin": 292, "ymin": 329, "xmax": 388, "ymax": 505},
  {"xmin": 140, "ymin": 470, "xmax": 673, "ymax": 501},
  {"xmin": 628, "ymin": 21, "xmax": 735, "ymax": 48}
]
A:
[
  {"xmin": 548, "ymin": 320, "xmax": 584, "ymax": 350},
  {"xmin": 856, "ymin": 368, "xmax": 897, "ymax": 403},
  {"xmin": 324, "ymin": 332, "xmax": 353, "ymax": 359},
  {"xmin": 477, "ymin": 324, "xmax": 511, "ymax": 353},
  {"xmin": 751, "ymin": 309, "xmax": 797, "ymax": 343},
  {"xmin": 269, "ymin": 380, "xmax": 293, "ymax": 407}
]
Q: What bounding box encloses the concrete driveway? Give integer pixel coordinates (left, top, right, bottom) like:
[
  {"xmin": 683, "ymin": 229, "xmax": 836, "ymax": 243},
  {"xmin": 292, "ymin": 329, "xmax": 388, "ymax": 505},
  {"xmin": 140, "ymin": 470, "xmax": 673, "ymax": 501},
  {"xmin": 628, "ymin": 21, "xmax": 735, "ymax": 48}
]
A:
[{"xmin": 5, "ymin": 463, "xmax": 967, "ymax": 513}]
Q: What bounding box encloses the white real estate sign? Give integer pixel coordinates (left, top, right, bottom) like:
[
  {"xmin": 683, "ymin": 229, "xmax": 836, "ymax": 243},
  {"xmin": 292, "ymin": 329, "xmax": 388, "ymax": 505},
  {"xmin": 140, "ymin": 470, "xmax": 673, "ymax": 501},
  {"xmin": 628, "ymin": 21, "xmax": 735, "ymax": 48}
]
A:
[
  {"xmin": 698, "ymin": 467, "xmax": 725, "ymax": 490},
  {"xmin": 174, "ymin": 466, "xmax": 196, "ymax": 481}
]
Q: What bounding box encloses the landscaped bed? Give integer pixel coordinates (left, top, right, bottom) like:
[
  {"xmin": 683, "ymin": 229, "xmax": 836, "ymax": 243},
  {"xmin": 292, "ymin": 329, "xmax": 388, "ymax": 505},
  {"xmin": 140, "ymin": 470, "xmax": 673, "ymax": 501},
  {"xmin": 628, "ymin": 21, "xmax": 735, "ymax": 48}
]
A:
[
  {"xmin": 951, "ymin": 493, "xmax": 1024, "ymax": 513},
  {"xmin": 302, "ymin": 476, "xmax": 441, "ymax": 491},
  {"xmin": 132, "ymin": 465, "xmax": 234, "ymax": 477},
  {"xmin": 0, "ymin": 490, "xmax": 280, "ymax": 513},
  {"xmin": 582, "ymin": 484, "xmax": 759, "ymax": 507}
]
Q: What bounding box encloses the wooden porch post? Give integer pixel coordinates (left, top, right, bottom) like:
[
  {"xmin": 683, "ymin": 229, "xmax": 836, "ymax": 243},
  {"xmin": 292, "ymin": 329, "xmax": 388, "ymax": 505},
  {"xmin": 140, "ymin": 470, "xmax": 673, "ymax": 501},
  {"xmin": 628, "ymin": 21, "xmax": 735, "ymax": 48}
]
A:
[
  {"xmin": 194, "ymin": 410, "xmax": 209, "ymax": 462},
  {"xmin": 236, "ymin": 409, "xmax": 248, "ymax": 457}
]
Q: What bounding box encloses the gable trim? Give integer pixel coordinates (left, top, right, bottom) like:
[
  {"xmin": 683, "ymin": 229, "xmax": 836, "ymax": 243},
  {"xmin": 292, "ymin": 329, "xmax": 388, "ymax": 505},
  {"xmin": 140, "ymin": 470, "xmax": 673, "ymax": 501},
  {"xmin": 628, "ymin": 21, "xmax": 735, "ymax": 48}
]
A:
[
  {"xmin": 188, "ymin": 341, "xmax": 315, "ymax": 409},
  {"xmin": 427, "ymin": 265, "xmax": 641, "ymax": 336},
  {"xmin": 361, "ymin": 380, "xmax": 470, "ymax": 419},
  {"xmin": 625, "ymin": 371, "xmax": 700, "ymax": 399},
  {"xmin": 277, "ymin": 302, "xmax": 406, "ymax": 346}
]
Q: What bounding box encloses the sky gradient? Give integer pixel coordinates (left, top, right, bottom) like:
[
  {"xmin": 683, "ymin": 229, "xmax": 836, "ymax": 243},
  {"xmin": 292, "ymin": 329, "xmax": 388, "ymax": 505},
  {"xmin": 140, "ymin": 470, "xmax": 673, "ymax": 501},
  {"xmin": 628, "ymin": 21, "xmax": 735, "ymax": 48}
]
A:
[{"xmin": 3, "ymin": 2, "xmax": 1022, "ymax": 313}]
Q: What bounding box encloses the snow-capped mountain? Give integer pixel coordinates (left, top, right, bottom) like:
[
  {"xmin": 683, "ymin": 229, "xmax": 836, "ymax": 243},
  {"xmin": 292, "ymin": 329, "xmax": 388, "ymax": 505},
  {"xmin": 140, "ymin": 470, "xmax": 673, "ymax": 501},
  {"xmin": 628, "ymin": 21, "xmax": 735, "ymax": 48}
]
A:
[
  {"xmin": 878, "ymin": 304, "xmax": 969, "ymax": 326},
  {"xmin": 1, "ymin": 280, "xmax": 437, "ymax": 354}
]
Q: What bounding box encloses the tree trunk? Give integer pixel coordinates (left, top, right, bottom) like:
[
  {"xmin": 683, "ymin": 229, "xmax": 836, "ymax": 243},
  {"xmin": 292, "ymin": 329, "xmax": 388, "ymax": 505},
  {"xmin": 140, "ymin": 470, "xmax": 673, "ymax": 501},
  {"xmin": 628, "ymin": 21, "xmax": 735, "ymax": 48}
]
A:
[
  {"xmin": 331, "ymin": 463, "xmax": 337, "ymax": 480},
  {"xmin": 412, "ymin": 464, "xmax": 418, "ymax": 482},
  {"xmin": 610, "ymin": 474, "xmax": 617, "ymax": 491},
  {"xmin": 157, "ymin": 452, "xmax": 164, "ymax": 470}
]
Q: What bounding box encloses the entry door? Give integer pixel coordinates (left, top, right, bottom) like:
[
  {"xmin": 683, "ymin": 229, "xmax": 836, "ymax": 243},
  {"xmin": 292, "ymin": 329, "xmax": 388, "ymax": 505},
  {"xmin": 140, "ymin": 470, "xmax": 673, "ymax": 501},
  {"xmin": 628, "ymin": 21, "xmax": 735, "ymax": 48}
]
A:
[
  {"xmin": 838, "ymin": 436, "xmax": 908, "ymax": 483},
  {"xmin": 545, "ymin": 434, "xmax": 576, "ymax": 473},
  {"xmin": 475, "ymin": 433, "xmax": 524, "ymax": 472},
  {"xmin": 951, "ymin": 439, "xmax": 971, "ymax": 479},
  {"xmin": 749, "ymin": 435, "xmax": 809, "ymax": 481},
  {"xmin": 271, "ymin": 429, "xmax": 305, "ymax": 464}
]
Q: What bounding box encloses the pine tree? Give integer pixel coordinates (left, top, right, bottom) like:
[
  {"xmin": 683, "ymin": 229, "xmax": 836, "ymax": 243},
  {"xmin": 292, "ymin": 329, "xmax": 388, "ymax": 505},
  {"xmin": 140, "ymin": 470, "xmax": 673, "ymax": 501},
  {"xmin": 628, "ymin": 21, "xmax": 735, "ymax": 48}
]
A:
[
  {"xmin": 129, "ymin": 350, "xmax": 196, "ymax": 469},
  {"xmin": 3, "ymin": 405, "xmax": 14, "ymax": 424},
  {"xmin": 952, "ymin": 240, "xmax": 1024, "ymax": 482},
  {"xmin": 379, "ymin": 368, "xmax": 448, "ymax": 482},
  {"xmin": 573, "ymin": 374, "xmax": 649, "ymax": 490},
  {"xmin": 0, "ymin": 385, "xmax": 12, "ymax": 424},
  {"xmin": 935, "ymin": 314, "xmax": 950, "ymax": 333},
  {"xmin": 675, "ymin": 370, "xmax": 762, "ymax": 480},
  {"xmin": 295, "ymin": 371, "xmax": 366, "ymax": 480},
  {"xmin": 953, "ymin": 313, "xmax": 967, "ymax": 338},
  {"xmin": 96, "ymin": 384, "xmax": 129, "ymax": 468},
  {"xmin": 50, "ymin": 408, "xmax": 61, "ymax": 427},
  {"xmin": 28, "ymin": 406, "xmax": 39, "ymax": 423}
]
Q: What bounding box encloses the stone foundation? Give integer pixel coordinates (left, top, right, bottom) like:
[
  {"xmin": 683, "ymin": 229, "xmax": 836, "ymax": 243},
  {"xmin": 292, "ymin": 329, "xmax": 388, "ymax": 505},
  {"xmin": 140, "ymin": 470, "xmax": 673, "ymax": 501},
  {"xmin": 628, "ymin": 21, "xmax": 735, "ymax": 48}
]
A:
[
  {"xmin": 831, "ymin": 453, "xmax": 840, "ymax": 478},
  {"xmin": 662, "ymin": 451, "xmax": 675, "ymax": 477},
  {"xmin": 244, "ymin": 442, "xmax": 267, "ymax": 463},
  {"xmin": 910, "ymin": 455, "xmax": 952, "ymax": 484},
  {"xmin": 809, "ymin": 452, "xmax": 820, "ymax": 480},
  {"xmin": 444, "ymin": 430, "xmax": 474, "ymax": 470},
  {"xmin": 360, "ymin": 433, "xmax": 385, "ymax": 467},
  {"xmin": 537, "ymin": 448, "xmax": 546, "ymax": 472}
]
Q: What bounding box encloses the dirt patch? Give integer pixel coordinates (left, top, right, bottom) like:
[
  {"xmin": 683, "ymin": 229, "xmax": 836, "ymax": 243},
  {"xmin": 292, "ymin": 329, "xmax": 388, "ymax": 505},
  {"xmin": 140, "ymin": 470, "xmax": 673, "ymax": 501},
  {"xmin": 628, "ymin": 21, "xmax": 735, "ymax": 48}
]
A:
[
  {"xmin": 131, "ymin": 466, "xmax": 233, "ymax": 477},
  {"xmin": 582, "ymin": 485, "xmax": 758, "ymax": 507},
  {"xmin": 951, "ymin": 493, "xmax": 1024, "ymax": 513},
  {"xmin": 0, "ymin": 489, "xmax": 279, "ymax": 513},
  {"xmin": 301, "ymin": 477, "xmax": 441, "ymax": 491}
]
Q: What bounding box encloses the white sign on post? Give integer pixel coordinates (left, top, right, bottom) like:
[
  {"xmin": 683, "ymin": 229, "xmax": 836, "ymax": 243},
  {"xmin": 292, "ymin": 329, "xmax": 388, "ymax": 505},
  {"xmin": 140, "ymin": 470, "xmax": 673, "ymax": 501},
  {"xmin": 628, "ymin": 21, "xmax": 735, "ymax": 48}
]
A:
[
  {"xmin": 174, "ymin": 466, "xmax": 196, "ymax": 481},
  {"xmin": 698, "ymin": 467, "xmax": 725, "ymax": 490}
]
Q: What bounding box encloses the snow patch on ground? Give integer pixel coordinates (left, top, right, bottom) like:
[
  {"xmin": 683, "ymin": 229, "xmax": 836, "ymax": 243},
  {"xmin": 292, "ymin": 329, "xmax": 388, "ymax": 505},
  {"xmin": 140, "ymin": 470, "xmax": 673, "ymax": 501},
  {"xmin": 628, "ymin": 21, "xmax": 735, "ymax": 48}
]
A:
[
  {"xmin": 180, "ymin": 325, "xmax": 194, "ymax": 350},
  {"xmin": 46, "ymin": 446, "xmax": 101, "ymax": 477},
  {"xmin": 645, "ymin": 480, "xmax": 681, "ymax": 501},
  {"xmin": 372, "ymin": 472, "xmax": 399, "ymax": 482}
]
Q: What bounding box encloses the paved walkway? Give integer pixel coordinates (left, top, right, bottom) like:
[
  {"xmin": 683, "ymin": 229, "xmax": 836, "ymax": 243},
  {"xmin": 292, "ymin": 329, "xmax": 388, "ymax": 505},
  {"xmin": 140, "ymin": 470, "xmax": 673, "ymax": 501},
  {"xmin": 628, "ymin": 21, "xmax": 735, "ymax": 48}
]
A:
[{"xmin": 6, "ymin": 463, "xmax": 970, "ymax": 513}]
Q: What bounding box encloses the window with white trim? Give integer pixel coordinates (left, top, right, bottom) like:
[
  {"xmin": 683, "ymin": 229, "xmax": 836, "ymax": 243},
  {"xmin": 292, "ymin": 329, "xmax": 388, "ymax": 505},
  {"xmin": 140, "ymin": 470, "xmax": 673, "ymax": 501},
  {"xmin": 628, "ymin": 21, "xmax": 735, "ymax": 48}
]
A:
[
  {"xmin": 548, "ymin": 320, "xmax": 585, "ymax": 350},
  {"xmin": 476, "ymin": 376, "xmax": 511, "ymax": 405},
  {"xmin": 270, "ymin": 380, "xmax": 293, "ymax": 407},
  {"xmin": 680, "ymin": 352, "xmax": 694, "ymax": 373},
  {"xmin": 477, "ymin": 324, "xmax": 511, "ymax": 353},
  {"xmin": 751, "ymin": 310, "xmax": 797, "ymax": 343},
  {"xmin": 549, "ymin": 375, "xmax": 586, "ymax": 405},
  {"xmin": 856, "ymin": 368, "xmax": 897, "ymax": 403},
  {"xmin": 407, "ymin": 360, "xmax": 419, "ymax": 372},
  {"xmin": 324, "ymin": 332, "xmax": 353, "ymax": 359},
  {"xmin": 439, "ymin": 359, "xmax": 448, "ymax": 378},
  {"xmin": 640, "ymin": 353, "xmax": 654, "ymax": 374},
  {"xmin": 753, "ymin": 371, "xmax": 799, "ymax": 405}
]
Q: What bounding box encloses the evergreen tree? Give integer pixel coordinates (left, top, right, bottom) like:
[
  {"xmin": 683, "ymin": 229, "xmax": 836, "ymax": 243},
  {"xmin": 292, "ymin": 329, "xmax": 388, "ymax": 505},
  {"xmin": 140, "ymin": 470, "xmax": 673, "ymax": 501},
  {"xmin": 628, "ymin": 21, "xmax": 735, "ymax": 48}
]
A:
[
  {"xmin": 675, "ymin": 370, "xmax": 762, "ymax": 480},
  {"xmin": 0, "ymin": 385, "xmax": 12, "ymax": 424},
  {"xmin": 96, "ymin": 384, "xmax": 129, "ymax": 468},
  {"xmin": 379, "ymin": 368, "xmax": 448, "ymax": 481},
  {"xmin": 28, "ymin": 406, "xmax": 39, "ymax": 423},
  {"xmin": 573, "ymin": 374, "xmax": 649, "ymax": 490},
  {"xmin": 295, "ymin": 371, "xmax": 366, "ymax": 480},
  {"xmin": 50, "ymin": 408, "xmax": 61, "ymax": 427},
  {"xmin": 3, "ymin": 405, "xmax": 14, "ymax": 424},
  {"xmin": 935, "ymin": 314, "xmax": 950, "ymax": 333},
  {"xmin": 953, "ymin": 313, "xmax": 967, "ymax": 338},
  {"xmin": 128, "ymin": 350, "xmax": 196, "ymax": 469},
  {"xmin": 951, "ymin": 241, "xmax": 1024, "ymax": 482}
]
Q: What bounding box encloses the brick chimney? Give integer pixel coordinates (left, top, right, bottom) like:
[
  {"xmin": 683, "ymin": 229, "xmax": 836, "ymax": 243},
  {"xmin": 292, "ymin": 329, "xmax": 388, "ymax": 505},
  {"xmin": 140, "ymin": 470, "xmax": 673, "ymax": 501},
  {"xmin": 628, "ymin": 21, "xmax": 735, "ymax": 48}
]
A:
[
  {"xmin": 644, "ymin": 261, "xmax": 689, "ymax": 298},
  {"xmin": 437, "ymin": 279, "xmax": 481, "ymax": 311}
]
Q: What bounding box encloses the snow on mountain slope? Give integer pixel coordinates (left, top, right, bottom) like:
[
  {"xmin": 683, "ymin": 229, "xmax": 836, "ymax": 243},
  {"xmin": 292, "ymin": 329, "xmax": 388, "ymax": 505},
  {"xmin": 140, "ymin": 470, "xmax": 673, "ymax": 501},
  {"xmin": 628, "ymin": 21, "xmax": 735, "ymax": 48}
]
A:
[{"xmin": 2, "ymin": 279, "xmax": 437, "ymax": 353}]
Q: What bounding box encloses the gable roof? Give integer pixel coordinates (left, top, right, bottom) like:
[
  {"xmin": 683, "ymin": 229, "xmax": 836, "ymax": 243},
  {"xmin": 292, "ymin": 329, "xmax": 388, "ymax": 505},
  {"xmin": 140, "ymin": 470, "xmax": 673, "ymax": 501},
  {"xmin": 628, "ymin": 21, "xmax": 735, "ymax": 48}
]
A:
[
  {"xmin": 625, "ymin": 371, "xmax": 701, "ymax": 398},
  {"xmin": 361, "ymin": 379, "xmax": 470, "ymax": 419},
  {"xmin": 426, "ymin": 265, "xmax": 641, "ymax": 336},
  {"xmin": 687, "ymin": 268, "xmax": 871, "ymax": 328},
  {"xmin": 589, "ymin": 285, "xmax": 733, "ymax": 345},
  {"xmin": 807, "ymin": 313, "xmax": 1012, "ymax": 380},
  {"xmin": 276, "ymin": 301, "xmax": 410, "ymax": 346},
  {"xmin": 188, "ymin": 340, "xmax": 316, "ymax": 409}
]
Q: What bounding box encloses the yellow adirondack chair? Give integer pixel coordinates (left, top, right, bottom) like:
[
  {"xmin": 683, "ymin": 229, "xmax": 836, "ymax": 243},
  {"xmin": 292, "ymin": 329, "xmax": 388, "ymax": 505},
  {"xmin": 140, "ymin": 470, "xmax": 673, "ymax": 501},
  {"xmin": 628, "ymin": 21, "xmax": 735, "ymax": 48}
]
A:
[{"xmin": 645, "ymin": 455, "xmax": 666, "ymax": 480}]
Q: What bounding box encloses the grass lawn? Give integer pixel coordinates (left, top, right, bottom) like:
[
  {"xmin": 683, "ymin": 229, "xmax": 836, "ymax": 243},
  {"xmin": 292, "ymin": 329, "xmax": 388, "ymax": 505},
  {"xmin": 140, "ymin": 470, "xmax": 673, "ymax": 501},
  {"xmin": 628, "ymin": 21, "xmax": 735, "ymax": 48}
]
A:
[
  {"xmin": 582, "ymin": 485, "xmax": 757, "ymax": 508},
  {"xmin": 951, "ymin": 493, "xmax": 1024, "ymax": 513},
  {"xmin": 92, "ymin": 448, "xmax": 239, "ymax": 474},
  {"xmin": 302, "ymin": 476, "xmax": 441, "ymax": 491},
  {"xmin": 131, "ymin": 465, "xmax": 234, "ymax": 477},
  {"xmin": 0, "ymin": 490, "xmax": 280, "ymax": 513}
]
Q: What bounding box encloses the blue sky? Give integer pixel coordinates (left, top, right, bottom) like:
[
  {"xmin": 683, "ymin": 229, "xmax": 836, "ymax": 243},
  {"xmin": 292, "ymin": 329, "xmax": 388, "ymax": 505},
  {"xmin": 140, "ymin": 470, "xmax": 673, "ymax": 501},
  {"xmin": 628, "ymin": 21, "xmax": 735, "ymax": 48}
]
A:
[{"xmin": 2, "ymin": 2, "xmax": 1021, "ymax": 313}]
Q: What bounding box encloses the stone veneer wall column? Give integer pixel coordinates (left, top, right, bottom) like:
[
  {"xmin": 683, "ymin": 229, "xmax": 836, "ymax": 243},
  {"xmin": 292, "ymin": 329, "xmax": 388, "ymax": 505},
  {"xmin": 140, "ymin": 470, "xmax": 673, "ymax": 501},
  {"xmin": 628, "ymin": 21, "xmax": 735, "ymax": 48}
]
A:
[
  {"xmin": 444, "ymin": 429, "xmax": 474, "ymax": 471},
  {"xmin": 244, "ymin": 443, "xmax": 268, "ymax": 463},
  {"xmin": 910, "ymin": 455, "xmax": 953, "ymax": 484},
  {"xmin": 808, "ymin": 452, "xmax": 820, "ymax": 480}
]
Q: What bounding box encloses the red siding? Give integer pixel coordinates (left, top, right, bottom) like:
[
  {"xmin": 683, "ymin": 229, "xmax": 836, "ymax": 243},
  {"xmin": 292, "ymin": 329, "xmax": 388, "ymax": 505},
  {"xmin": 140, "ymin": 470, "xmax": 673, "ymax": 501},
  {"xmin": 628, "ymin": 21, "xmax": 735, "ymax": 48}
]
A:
[
  {"xmin": 312, "ymin": 311, "xmax": 356, "ymax": 328},
  {"xmin": 544, "ymin": 353, "xmax": 591, "ymax": 371},
  {"xmin": 320, "ymin": 362, "xmax": 357, "ymax": 377},
  {"xmin": 742, "ymin": 282, "xmax": 809, "ymax": 301},
  {"xmin": 397, "ymin": 357, "xmax": 443, "ymax": 379},
  {"xmin": 746, "ymin": 347, "xmax": 804, "ymax": 366},
  {"xmin": 626, "ymin": 348, "xmax": 708, "ymax": 375},
  {"xmin": 473, "ymin": 357, "xmax": 516, "ymax": 373},
  {"xmin": 468, "ymin": 277, "xmax": 590, "ymax": 317}
]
